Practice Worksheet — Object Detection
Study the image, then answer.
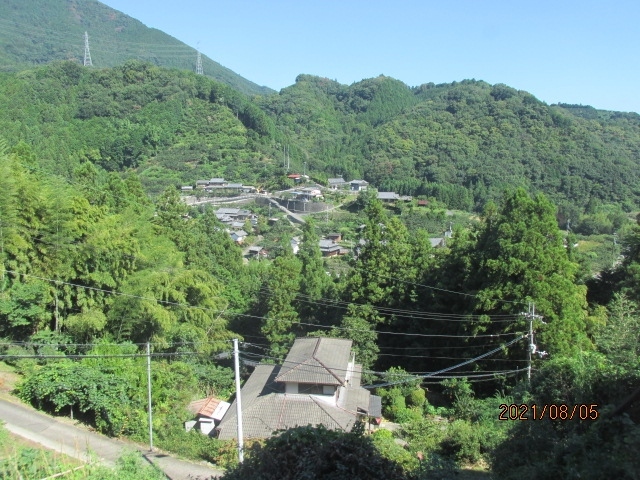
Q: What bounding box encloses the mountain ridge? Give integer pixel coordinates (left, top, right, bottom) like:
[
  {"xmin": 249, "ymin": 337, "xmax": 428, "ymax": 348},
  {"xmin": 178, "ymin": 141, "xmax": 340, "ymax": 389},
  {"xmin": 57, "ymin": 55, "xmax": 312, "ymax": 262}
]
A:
[{"xmin": 0, "ymin": 0, "xmax": 273, "ymax": 96}]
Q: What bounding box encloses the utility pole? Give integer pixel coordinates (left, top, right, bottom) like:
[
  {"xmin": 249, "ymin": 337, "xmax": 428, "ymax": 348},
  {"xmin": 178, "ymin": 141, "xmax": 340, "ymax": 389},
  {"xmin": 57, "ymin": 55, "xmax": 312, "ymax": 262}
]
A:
[
  {"xmin": 146, "ymin": 342, "xmax": 154, "ymax": 451},
  {"xmin": 287, "ymin": 145, "xmax": 290, "ymax": 172},
  {"xmin": 233, "ymin": 339, "xmax": 244, "ymax": 462},
  {"xmin": 83, "ymin": 31, "xmax": 92, "ymax": 67},
  {"xmin": 522, "ymin": 303, "xmax": 543, "ymax": 382}
]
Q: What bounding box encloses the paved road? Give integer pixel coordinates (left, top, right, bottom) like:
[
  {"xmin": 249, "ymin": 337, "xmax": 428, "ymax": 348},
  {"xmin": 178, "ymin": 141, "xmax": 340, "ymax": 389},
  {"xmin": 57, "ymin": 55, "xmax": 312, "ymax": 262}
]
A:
[{"xmin": 0, "ymin": 398, "xmax": 224, "ymax": 479}]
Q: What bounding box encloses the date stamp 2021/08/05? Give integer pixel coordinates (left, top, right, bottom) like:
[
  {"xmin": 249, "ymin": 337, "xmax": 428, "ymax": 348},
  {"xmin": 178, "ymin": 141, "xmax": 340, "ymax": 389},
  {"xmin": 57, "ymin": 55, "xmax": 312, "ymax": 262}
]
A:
[{"xmin": 499, "ymin": 404, "xmax": 599, "ymax": 421}]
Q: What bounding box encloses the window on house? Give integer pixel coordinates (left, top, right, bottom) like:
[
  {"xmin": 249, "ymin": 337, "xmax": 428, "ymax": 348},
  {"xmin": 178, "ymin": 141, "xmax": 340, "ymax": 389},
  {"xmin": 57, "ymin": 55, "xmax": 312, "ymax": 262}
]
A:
[{"xmin": 298, "ymin": 384, "xmax": 330, "ymax": 395}]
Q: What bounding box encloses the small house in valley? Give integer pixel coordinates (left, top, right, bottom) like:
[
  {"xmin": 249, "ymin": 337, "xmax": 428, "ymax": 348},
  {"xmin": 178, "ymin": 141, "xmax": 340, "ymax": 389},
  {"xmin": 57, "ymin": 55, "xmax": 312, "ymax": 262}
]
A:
[
  {"xmin": 350, "ymin": 180, "xmax": 369, "ymax": 192},
  {"xmin": 185, "ymin": 397, "xmax": 231, "ymax": 436},
  {"xmin": 216, "ymin": 337, "xmax": 382, "ymax": 440},
  {"xmin": 327, "ymin": 178, "xmax": 347, "ymax": 189}
]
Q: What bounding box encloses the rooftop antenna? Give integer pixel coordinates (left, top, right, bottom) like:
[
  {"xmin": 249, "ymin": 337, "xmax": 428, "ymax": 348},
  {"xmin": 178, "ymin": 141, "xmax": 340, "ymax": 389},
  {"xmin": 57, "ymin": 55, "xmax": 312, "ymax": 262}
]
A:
[
  {"xmin": 83, "ymin": 31, "xmax": 92, "ymax": 66},
  {"xmin": 196, "ymin": 42, "xmax": 203, "ymax": 75}
]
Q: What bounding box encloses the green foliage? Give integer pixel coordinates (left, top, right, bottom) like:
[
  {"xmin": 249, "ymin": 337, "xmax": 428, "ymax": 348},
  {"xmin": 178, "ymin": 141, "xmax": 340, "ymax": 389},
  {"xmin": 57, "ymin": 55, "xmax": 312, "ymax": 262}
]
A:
[
  {"xmin": 468, "ymin": 189, "xmax": 589, "ymax": 356},
  {"xmin": 595, "ymin": 293, "xmax": 640, "ymax": 369},
  {"xmin": 220, "ymin": 425, "xmax": 407, "ymax": 480},
  {"xmin": 259, "ymin": 251, "xmax": 302, "ymax": 359},
  {"xmin": 491, "ymin": 346, "xmax": 640, "ymax": 479},
  {"xmin": 17, "ymin": 361, "xmax": 132, "ymax": 436},
  {"xmin": 264, "ymin": 75, "xmax": 640, "ymax": 211},
  {"xmin": 330, "ymin": 303, "xmax": 380, "ymax": 371},
  {"xmin": 296, "ymin": 217, "xmax": 333, "ymax": 322},
  {"xmin": 370, "ymin": 428, "xmax": 419, "ymax": 472},
  {"xmin": 439, "ymin": 419, "xmax": 483, "ymax": 464}
]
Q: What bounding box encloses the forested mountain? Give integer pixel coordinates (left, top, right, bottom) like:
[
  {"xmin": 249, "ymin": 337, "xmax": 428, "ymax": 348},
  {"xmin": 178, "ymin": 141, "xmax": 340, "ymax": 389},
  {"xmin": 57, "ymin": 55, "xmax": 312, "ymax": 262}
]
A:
[
  {"xmin": 262, "ymin": 74, "xmax": 640, "ymax": 213},
  {"xmin": 0, "ymin": 61, "xmax": 283, "ymax": 197},
  {"xmin": 1, "ymin": 62, "xmax": 639, "ymax": 216},
  {"xmin": 0, "ymin": 0, "xmax": 272, "ymax": 96}
]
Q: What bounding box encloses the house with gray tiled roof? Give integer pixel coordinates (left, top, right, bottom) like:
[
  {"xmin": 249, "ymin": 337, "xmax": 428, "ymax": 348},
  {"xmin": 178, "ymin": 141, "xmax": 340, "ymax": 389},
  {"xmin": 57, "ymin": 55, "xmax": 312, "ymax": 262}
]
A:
[
  {"xmin": 377, "ymin": 191, "xmax": 400, "ymax": 202},
  {"xmin": 215, "ymin": 337, "xmax": 381, "ymax": 440},
  {"xmin": 327, "ymin": 177, "xmax": 346, "ymax": 189},
  {"xmin": 350, "ymin": 180, "xmax": 369, "ymax": 191},
  {"xmin": 319, "ymin": 239, "xmax": 341, "ymax": 257}
]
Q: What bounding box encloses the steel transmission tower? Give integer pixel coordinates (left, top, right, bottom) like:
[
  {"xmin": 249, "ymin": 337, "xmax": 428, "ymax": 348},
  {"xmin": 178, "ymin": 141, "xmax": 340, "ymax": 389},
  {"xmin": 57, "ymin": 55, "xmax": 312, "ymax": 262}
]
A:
[
  {"xmin": 196, "ymin": 50, "xmax": 203, "ymax": 75},
  {"xmin": 83, "ymin": 31, "xmax": 92, "ymax": 66}
]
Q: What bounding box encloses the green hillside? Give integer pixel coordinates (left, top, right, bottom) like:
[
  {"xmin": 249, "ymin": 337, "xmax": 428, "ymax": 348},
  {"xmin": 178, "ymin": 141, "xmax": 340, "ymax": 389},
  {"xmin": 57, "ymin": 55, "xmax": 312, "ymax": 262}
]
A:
[
  {"xmin": 0, "ymin": 0, "xmax": 273, "ymax": 96},
  {"xmin": 1, "ymin": 62, "xmax": 640, "ymax": 217},
  {"xmin": 261, "ymin": 75, "xmax": 640, "ymax": 213},
  {"xmin": 0, "ymin": 61, "xmax": 283, "ymax": 197}
]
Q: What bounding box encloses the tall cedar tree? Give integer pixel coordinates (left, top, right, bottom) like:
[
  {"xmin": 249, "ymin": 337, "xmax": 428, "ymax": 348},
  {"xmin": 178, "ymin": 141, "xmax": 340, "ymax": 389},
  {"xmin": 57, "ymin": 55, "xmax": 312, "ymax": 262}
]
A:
[
  {"xmin": 467, "ymin": 188, "xmax": 589, "ymax": 356},
  {"xmin": 261, "ymin": 251, "xmax": 302, "ymax": 359},
  {"xmin": 296, "ymin": 217, "xmax": 332, "ymax": 323}
]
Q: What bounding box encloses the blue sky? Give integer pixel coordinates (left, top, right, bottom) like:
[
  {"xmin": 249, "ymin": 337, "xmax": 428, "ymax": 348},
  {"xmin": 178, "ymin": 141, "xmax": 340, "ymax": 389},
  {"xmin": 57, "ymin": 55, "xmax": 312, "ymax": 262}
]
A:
[{"xmin": 103, "ymin": 0, "xmax": 640, "ymax": 113}]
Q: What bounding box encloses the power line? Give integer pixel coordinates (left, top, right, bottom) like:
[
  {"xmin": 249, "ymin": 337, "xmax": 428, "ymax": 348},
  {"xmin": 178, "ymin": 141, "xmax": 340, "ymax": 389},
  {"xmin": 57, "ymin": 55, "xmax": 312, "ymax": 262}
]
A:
[
  {"xmin": 364, "ymin": 334, "xmax": 528, "ymax": 389},
  {"xmin": 1, "ymin": 269, "xmax": 524, "ymax": 341},
  {"xmin": 0, "ymin": 351, "xmax": 200, "ymax": 359}
]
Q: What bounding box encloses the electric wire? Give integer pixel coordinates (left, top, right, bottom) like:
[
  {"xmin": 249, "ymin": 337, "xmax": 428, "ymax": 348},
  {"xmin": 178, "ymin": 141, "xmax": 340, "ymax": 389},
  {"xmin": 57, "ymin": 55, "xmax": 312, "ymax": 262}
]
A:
[{"xmin": 1, "ymin": 269, "xmax": 526, "ymax": 341}]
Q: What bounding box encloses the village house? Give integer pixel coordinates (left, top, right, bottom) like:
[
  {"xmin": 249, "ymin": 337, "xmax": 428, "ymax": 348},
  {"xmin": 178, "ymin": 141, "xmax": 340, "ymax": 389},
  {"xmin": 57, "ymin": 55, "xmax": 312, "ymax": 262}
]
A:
[
  {"xmin": 350, "ymin": 180, "xmax": 369, "ymax": 191},
  {"xmin": 230, "ymin": 230, "xmax": 248, "ymax": 244},
  {"xmin": 184, "ymin": 397, "xmax": 231, "ymax": 436},
  {"xmin": 215, "ymin": 208, "xmax": 252, "ymax": 221},
  {"xmin": 189, "ymin": 178, "xmax": 255, "ymax": 194},
  {"xmin": 377, "ymin": 192, "xmax": 400, "ymax": 202},
  {"xmin": 216, "ymin": 337, "xmax": 382, "ymax": 440},
  {"xmin": 319, "ymin": 239, "xmax": 341, "ymax": 257},
  {"xmin": 327, "ymin": 177, "xmax": 347, "ymax": 189},
  {"xmin": 248, "ymin": 246, "xmax": 268, "ymax": 258}
]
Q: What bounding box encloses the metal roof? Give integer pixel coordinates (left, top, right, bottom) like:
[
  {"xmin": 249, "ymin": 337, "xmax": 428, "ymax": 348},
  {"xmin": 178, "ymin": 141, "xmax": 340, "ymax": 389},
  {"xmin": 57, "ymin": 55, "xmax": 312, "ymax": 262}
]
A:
[{"xmin": 319, "ymin": 239, "xmax": 337, "ymax": 249}]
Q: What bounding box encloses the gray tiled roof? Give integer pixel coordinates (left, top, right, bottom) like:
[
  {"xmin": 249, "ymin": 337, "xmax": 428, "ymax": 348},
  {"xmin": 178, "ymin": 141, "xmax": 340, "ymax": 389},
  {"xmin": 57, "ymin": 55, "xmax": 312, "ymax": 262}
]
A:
[
  {"xmin": 338, "ymin": 387, "xmax": 370, "ymax": 413},
  {"xmin": 377, "ymin": 192, "xmax": 399, "ymax": 200},
  {"xmin": 275, "ymin": 338, "xmax": 352, "ymax": 386},
  {"xmin": 216, "ymin": 364, "xmax": 358, "ymax": 440},
  {"xmin": 430, "ymin": 237, "xmax": 444, "ymax": 248},
  {"xmin": 216, "ymin": 338, "xmax": 381, "ymax": 440},
  {"xmin": 319, "ymin": 239, "xmax": 336, "ymax": 249}
]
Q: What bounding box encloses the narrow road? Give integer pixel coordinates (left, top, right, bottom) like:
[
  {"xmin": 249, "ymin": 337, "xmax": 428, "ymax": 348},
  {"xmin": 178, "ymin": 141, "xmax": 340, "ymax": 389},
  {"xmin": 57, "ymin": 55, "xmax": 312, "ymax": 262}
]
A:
[{"xmin": 0, "ymin": 398, "xmax": 224, "ymax": 479}]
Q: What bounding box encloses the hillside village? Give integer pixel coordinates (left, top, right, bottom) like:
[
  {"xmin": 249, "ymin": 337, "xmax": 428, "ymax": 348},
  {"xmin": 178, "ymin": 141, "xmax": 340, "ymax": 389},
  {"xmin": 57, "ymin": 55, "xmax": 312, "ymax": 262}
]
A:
[
  {"xmin": 179, "ymin": 176, "xmax": 453, "ymax": 262},
  {"xmin": 0, "ymin": 2, "xmax": 638, "ymax": 476}
]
